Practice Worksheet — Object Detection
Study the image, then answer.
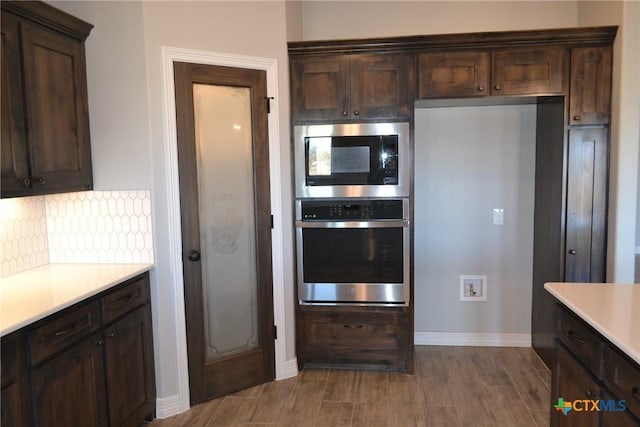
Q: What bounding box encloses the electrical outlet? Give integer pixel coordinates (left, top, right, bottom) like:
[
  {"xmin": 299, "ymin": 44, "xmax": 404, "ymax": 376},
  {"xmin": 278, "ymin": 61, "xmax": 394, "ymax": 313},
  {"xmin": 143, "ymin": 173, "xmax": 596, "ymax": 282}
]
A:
[{"xmin": 460, "ymin": 275, "xmax": 487, "ymax": 301}]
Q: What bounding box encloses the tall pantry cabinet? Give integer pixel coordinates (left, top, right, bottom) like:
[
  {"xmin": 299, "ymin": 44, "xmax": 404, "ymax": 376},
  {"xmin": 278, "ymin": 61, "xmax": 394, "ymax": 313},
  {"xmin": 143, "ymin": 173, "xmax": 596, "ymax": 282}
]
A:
[
  {"xmin": 289, "ymin": 27, "xmax": 617, "ymax": 371},
  {"xmin": 532, "ymin": 44, "xmax": 613, "ymax": 366}
]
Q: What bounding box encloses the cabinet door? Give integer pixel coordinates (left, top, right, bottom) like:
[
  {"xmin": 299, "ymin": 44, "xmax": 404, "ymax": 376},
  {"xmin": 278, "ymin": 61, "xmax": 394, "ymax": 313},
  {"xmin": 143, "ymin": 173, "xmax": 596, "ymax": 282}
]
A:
[
  {"xmin": 103, "ymin": 307, "xmax": 155, "ymax": 426},
  {"xmin": 20, "ymin": 21, "xmax": 92, "ymax": 194},
  {"xmin": 0, "ymin": 13, "xmax": 29, "ymax": 197},
  {"xmin": 492, "ymin": 47, "xmax": 565, "ymax": 95},
  {"xmin": 290, "ymin": 55, "xmax": 350, "ymax": 121},
  {"xmin": 418, "ymin": 51, "xmax": 489, "ymax": 98},
  {"xmin": 569, "ymin": 47, "xmax": 612, "ymax": 125},
  {"xmin": 32, "ymin": 333, "xmax": 108, "ymax": 427},
  {"xmin": 565, "ymin": 128, "xmax": 608, "ymax": 283},
  {"xmin": 1, "ymin": 333, "xmax": 26, "ymax": 427},
  {"xmin": 551, "ymin": 343, "xmax": 601, "ymax": 427},
  {"xmin": 350, "ymin": 53, "xmax": 413, "ymax": 120}
]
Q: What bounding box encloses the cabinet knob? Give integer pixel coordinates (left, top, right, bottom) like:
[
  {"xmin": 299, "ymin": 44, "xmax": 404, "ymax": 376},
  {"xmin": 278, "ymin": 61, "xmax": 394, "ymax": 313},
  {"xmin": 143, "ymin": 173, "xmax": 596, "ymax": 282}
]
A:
[
  {"xmin": 21, "ymin": 178, "xmax": 31, "ymax": 186},
  {"xmin": 97, "ymin": 339, "xmax": 105, "ymax": 346},
  {"xmin": 353, "ymin": 110, "xmax": 360, "ymax": 116},
  {"xmin": 573, "ymin": 115, "xmax": 581, "ymax": 121},
  {"xmin": 188, "ymin": 250, "xmax": 201, "ymax": 262},
  {"xmin": 494, "ymin": 84, "xmax": 502, "ymax": 91},
  {"xmin": 107, "ymin": 332, "xmax": 117, "ymax": 339},
  {"xmin": 34, "ymin": 177, "xmax": 46, "ymax": 185},
  {"xmin": 586, "ymin": 389, "xmax": 596, "ymax": 399},
  {"xmin": 477, "ymin": 86, "xmax": 485, "ymax": 92},
  {"xmin": 342, "ymin": 110, "xmax": 348, "ymax": 116},
  {"xmin": 568, "ymin": 249, "xmax": 577, "ymax": 255}
]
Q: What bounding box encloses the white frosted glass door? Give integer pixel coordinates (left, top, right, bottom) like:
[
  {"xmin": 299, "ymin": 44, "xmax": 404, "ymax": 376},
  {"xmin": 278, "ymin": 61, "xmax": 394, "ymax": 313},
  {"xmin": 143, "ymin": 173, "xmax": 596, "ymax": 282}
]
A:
[{"xmin": 192, "ymin": 83, "xmax": 258, "ymax": 361}]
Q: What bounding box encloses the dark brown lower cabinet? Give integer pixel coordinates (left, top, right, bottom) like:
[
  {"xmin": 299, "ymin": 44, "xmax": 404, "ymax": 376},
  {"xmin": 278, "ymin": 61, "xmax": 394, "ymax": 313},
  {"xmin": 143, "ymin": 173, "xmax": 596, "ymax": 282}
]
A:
[
  {"xmin": 552, "ymin": 342, "xmax": 601, "ymax": 427},
  {"xmin": 0, "ymin": 272, "xmax": 155, "ymax": 427},
  {"xmin": 103, "ymin": 307, "xmax": 155, "ymax": 427},
  {"xmin": 551, "ymin": 303, "xmax": 640, "ymax": 427},
  {"xmin": 296, "ymin": 305, "xmax": 412, "ymax": 372},
  {"xmin": 32, "ymin": 333, "xmax": 108, "ymax": 427}
]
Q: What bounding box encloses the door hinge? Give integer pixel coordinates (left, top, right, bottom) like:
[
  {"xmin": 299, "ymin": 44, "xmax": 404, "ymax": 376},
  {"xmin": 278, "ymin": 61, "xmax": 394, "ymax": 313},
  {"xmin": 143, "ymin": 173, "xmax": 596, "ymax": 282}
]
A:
[
  {"xmin": 270, "ymin": 214, "xmax": 274, "ymax": 229},
  {"xmin": 265, "ymin": 96, "xmax": 274, "ymax": 114},
  {"xmin": 274, "ymin": 325, "xmax": 277, "ymax": 339}
]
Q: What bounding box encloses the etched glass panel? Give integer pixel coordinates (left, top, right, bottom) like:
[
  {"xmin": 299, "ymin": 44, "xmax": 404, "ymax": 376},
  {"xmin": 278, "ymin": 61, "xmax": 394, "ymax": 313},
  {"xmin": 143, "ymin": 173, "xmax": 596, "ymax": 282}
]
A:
[{"xmin": 192, "ymin": 84, "xmax": 258, "ymax": 361}]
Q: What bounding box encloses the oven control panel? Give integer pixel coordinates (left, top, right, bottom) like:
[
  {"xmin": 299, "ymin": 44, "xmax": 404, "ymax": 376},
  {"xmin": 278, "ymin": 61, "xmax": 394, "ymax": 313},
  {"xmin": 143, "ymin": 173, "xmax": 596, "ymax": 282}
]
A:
[{"xmin": 300, "ymin": 199, "xmax": 404, "ymax": 220}]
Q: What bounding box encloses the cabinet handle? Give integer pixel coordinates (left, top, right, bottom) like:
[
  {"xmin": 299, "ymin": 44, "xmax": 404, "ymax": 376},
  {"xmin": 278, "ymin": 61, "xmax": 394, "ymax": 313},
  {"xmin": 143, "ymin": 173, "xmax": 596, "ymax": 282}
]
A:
[
  {"xmin": 21, "ymin": 178, "xmax": 31, "ymax": 186},
  {"xmin": 353, "ymin": 110, "xmax": 360, "ymax": 116},
  {"xmin": 568, "ymin": 249, "xmax": 577, "ymax": 255},
  {"xmin": 566, "ymin": 330, "xmax": 585, "ymax": 346},
  {"xmin": 343, "ymin": 324, "xmax": 364, "ymax": 329},
  {"xmin": 117, "ymin": 293, "xmax": 134, "ymax": 304},
  {"xmin": 573, "ymin": 115, "xmax": 581, "ymax": 121},
  {"xmin": 54, "ymin": 322, "xmax": 78, "ymax": 336},
  {"xmin": 586, "ymin": 389, "xmax": 596, "ymax": 398},
  {"xmin": 342, "ymin": 110, "xmax": 348, "ymax": 116},
  {"xmin": 107, "ymin": 331, "xmax": 117, "ymax": 339},
  {"xmin": 477, "ymin": 86, "xmax": 485, "ymax": 92}
]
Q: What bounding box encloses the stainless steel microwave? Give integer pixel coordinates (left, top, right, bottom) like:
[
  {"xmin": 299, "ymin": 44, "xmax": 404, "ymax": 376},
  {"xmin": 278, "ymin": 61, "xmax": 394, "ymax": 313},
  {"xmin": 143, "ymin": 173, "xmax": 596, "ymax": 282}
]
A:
[{"xmin": 294, "ymin": 122, "xmax": 410, "ymax": 198}]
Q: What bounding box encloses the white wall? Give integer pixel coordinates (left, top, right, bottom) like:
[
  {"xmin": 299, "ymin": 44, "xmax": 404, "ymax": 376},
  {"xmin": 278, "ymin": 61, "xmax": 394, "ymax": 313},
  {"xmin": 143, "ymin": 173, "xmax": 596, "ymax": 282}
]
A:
[
  {"xmin": 301, "ymin": 1, "xmax": 578, "ymax": 40},
  {"xmin": 578, "ymin": 1, "xmax": 640, "ymax": 283},
  {"xmin": 414, "ymin": 105, "xmax": 536, "ymax": 339},
  {"xmin": 50, "ymin": 1, "xmax": 152, "ymax": 191}
]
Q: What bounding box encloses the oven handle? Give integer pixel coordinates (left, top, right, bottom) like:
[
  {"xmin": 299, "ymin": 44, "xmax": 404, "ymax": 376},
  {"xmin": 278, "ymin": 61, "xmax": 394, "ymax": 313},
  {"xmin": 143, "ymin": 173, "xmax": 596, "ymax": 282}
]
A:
[{"xmin": 295, "ymin": 220, "xmax": 409, "ymax": 229}]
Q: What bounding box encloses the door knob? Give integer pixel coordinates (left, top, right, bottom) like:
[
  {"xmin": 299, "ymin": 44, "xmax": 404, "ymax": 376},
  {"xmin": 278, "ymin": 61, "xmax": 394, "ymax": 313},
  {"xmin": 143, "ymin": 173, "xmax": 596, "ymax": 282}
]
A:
[
  {"xmin": 568, "ymin": 249, "xmax": 577, "ymax": 255},
  {"xmin": 187, "ymin": 250, "xmax": 201, "ymax": 261}
]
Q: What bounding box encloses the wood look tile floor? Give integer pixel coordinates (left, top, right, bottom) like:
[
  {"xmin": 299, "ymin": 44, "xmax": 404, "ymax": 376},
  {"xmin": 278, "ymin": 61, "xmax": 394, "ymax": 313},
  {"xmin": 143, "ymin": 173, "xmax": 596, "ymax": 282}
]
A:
[{"xmin": 150, "ymin": 346, "xmax": 551, "ymax": 427}]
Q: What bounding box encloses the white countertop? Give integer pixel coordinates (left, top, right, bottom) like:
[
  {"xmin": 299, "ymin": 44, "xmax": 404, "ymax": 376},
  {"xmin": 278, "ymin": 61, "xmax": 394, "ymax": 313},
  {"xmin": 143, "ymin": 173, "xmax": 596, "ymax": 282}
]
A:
[
  {"xmin": 545, "ymin": 282, "xmax": 640, "ymax": 365},
  {"xmin": 0, "ymin": 263, "xmax": 153, "ymax": 336}
]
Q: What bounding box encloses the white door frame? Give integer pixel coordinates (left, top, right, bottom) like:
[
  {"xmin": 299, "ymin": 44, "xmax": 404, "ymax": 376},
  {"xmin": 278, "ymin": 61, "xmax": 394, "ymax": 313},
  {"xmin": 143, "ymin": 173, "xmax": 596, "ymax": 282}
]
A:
[{"xmin": 160, "ymin": 46, "xmax": 288, "ymax": 413}]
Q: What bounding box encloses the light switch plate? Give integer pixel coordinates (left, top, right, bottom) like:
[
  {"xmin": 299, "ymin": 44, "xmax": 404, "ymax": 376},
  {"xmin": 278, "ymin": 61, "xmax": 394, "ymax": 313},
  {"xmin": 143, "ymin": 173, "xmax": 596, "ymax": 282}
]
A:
[{"xmin": 493, "ymin": 208, "xmax": 504, "ymax": 225}]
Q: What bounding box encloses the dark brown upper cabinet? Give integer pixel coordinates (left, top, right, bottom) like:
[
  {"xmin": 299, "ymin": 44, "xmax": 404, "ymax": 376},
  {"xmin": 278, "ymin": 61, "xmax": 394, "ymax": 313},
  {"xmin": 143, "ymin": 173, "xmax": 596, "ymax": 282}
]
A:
[
  {"xmin": 419, "ymin": 47, "xmax": 566, "ymax": 99},
  {"xmin": 290, "ymin": 53, "xmax": 413, "ymax": 122},
  {"xmin": 569, "ymin": 47, "xmax": 612, "ymax": 125},
  {"xmin": 492, "ymin": 46, "xmax": 566, "ymax": 95},
  {"xmin": 418, "ymin": 51, "xmax": 490, "ymax": 98},
  {"xmin": 1, "ymin": 1, "xmax": 93, "ymax": 198}
]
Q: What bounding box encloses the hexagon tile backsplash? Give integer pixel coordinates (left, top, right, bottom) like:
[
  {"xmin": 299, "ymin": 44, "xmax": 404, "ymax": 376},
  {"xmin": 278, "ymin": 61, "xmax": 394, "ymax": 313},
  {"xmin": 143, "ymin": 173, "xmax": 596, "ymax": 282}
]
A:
[{"xmin": 0, "ymin": 191, "xmax": 154, "ymax": 277}]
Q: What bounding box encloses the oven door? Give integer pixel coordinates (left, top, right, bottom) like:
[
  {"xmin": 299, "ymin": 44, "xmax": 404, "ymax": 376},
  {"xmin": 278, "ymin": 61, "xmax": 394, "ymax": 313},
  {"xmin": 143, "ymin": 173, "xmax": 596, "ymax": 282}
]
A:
[{"xmin": 295, "ymin": 220, "xmax": 410, "ymax": 305}]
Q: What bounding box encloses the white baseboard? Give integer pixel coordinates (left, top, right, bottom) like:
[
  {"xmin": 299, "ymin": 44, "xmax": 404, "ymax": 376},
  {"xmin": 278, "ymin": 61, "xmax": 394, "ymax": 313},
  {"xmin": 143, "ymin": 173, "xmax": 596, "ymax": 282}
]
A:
[
  {"xmin": 280, "ymin": 357, "xmax": 299, "ymax": 379},
  {"xmin": 415, "ymin": 332, "xmax": 531, "ymax": 347},
  {"xmin": 156, "ymin": 394, "xmax": 182, "ymax": 419}
]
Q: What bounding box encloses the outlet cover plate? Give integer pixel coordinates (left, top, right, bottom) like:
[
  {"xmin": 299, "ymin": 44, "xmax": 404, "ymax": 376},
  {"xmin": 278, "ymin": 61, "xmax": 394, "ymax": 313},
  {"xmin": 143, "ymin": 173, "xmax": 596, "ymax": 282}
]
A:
[{"xmin": 460, "ymin": 275, "xmax": 487, "ymax": 301}]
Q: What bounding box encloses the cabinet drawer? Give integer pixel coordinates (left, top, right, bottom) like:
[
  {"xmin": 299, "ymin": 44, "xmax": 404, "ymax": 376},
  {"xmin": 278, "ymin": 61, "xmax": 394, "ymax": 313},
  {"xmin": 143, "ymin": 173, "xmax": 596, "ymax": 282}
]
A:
[
  {"xmin": 555, "ymin": 304, "xmax": 604, "ymax": 378},
  {"xmin": 300, "ymin": 308, "xmax": 409, "ymax": 367},
  {"xmin": 605, "ymin": 346, "xmax": 640, "ymax": 419},
  {"xmin": 29, "ymin": 301, "xmax": 101, "ymax": 366},
  {"xmin": 101, "ymin": 274, "xmax": 149, "ymax": 325}
]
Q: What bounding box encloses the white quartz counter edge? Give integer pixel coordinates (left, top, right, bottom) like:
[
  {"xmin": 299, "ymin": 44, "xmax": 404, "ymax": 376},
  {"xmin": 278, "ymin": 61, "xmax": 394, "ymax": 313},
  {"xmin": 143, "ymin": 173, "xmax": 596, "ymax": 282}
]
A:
[
  {"xmin": 0, "ymin": 263, "xmax": 153, "ymax": 336},
  {"xmin": 544, "ymin": 282, "xmax": 640, "ymax": 365}
]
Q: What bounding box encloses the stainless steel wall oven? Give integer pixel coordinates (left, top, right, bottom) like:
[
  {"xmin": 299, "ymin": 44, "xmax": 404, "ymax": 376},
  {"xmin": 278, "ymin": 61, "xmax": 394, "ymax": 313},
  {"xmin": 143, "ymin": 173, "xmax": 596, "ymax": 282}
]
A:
[{"xmin": 295, "ymin": 198, "xmax": 410, "ymax": 305}]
